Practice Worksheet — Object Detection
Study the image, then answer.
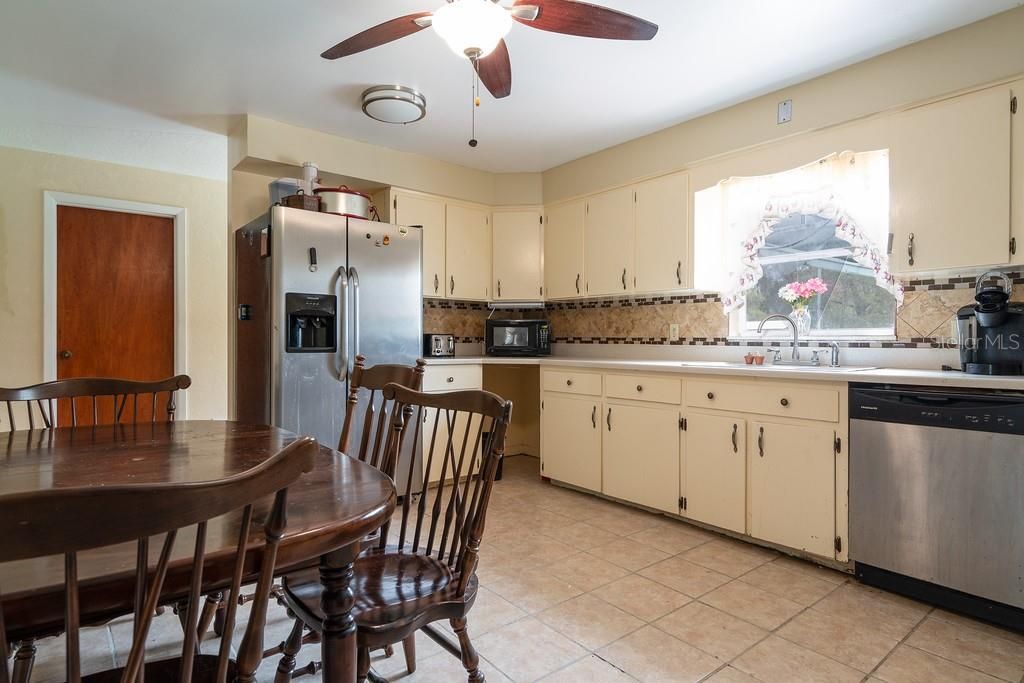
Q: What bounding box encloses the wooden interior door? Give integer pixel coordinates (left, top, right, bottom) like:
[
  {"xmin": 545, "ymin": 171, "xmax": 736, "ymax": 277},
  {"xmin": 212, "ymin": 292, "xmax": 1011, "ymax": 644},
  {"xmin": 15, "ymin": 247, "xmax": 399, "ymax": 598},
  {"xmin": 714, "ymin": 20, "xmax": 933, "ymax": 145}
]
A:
[{"xmin": 57, "ymin": 206, "xmax": 175, "ymax": 424}]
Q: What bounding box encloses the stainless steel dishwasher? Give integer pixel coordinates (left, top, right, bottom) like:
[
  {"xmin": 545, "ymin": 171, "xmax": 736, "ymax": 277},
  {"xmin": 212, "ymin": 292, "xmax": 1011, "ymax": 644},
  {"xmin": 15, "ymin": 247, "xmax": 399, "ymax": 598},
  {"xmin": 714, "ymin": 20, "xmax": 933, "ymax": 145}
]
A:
[{"xmin": 850, "ymin": 383, "xmax": 1024, "ymax": 631}]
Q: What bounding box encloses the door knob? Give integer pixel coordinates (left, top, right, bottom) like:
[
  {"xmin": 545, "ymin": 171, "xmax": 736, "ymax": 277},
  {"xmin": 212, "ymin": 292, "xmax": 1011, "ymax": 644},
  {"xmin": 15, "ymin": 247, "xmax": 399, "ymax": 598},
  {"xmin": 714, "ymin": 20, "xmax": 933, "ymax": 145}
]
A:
[{"xmin": 59, "ymin": 350, "xmax": 73, "ymax": 360}]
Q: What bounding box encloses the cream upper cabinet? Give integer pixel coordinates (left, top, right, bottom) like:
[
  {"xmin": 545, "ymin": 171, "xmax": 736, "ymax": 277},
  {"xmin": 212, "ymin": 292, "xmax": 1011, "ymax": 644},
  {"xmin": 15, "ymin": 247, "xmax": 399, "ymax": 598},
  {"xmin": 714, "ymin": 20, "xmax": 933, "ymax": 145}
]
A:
[
  {"xmin": 585, "ymin": 187, "xmax": 635, "ymax": 296},
  {"xmin": 890, "ymin": 86, "xmax": 1012, "ymax": 273},
  {"xmin": 445, "ymin": 203, "xmax": 492, "ymax": 301},
  {"xmin": 544, "ymin": 200, "xmax": 586, "ymax": 299},
  {"xmin": 748, "ymin": 421, "xmax": 836, "ymax": 558},
  {"xmin": 393, "ymin": 191, "xmax": 447, "ymax": 298},
  {"xmin": 493, "ymin": 209, "xmax": 543, "ymax": 301},
  {"xmin": 683, "ymin": 412, "xmax": 746, "ymax": 534},
  {"xmin": 541, "ymin": 394, "xmax": 602, "ymax": 491},
  {"xmin": 602, "ymin": 402, "xmax": 680, "ymax": 514},
  {"xmin": 634, "ymin": 172, "xmax": 689, "ymax": 293}
]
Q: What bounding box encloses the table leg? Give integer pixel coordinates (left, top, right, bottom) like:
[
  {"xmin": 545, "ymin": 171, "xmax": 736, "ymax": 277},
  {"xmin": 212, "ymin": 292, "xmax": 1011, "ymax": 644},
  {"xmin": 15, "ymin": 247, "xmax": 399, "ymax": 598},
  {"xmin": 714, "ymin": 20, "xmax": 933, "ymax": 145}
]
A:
[{"xmin": 320, "ymin": 543, "xmax": 359, "ymax": 683}]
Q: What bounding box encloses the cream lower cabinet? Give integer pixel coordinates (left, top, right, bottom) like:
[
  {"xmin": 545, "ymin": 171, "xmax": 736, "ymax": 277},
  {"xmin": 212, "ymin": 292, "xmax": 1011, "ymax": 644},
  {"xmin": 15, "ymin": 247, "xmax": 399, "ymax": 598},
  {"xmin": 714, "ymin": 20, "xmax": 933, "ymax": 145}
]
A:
[
  {"xmin": 683, "ymin": 412, "xmax": 747, "ymax": 534},
  {"xmin": 602, "ymin": 402, "xmax": 680, "ymax": 514},
  {"xmin": 748, "ymin": 421, "xmax": 837, "ymax": 557},
  {"xmin": 541, "ymin": 368, "xmax": 846, "ymax": 561},
  {"xmin": 541, "ymin": 393, "xmax": 602, "ymax": 491}
]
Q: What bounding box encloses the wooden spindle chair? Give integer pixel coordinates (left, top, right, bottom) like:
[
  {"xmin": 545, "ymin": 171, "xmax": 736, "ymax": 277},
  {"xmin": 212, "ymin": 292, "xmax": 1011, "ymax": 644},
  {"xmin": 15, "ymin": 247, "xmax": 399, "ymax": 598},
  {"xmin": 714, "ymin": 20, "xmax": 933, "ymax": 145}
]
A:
[
  {"xmin": 0, "ymin": 375, "xmax": 193, "ymax": 682},
  {"xmin": 0, "ymin": 376, "xmax": 192, "ymax": 430},
  {"xmin": 280, "ymin": 384, "xmax": 512, "ymax": 683},
  {"xmin": 0, "ymin": 436, "xmax": 317, "ymax": 683},
  {"xmin": 266, "ymin": 355, "xmax": 426, "ymax": 681}
]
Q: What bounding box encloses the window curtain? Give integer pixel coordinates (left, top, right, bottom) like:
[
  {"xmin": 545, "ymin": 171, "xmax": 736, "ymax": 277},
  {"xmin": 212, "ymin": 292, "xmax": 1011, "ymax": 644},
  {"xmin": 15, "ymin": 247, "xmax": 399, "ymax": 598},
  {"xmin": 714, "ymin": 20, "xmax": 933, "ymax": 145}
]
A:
[{"xmin": 715, "ymin": 150, "xmax": 904, "ymax": 312}]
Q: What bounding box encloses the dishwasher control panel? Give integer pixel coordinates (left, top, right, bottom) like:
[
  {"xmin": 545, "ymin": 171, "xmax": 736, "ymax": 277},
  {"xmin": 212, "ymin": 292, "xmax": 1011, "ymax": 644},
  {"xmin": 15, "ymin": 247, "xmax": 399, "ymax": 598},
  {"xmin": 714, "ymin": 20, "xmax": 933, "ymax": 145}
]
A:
[{"xmin": 850, "ymin": 383, "xmax": 1024, "ymax": 435}]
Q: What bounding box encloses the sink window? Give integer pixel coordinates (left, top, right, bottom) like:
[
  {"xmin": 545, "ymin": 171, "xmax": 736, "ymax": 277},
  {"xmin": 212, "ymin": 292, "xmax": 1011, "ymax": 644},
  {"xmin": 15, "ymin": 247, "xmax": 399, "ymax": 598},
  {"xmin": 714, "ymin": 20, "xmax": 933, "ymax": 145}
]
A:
[{"xmin": 694, "ymin": 150, "xmax": 903, "ymax": 340}]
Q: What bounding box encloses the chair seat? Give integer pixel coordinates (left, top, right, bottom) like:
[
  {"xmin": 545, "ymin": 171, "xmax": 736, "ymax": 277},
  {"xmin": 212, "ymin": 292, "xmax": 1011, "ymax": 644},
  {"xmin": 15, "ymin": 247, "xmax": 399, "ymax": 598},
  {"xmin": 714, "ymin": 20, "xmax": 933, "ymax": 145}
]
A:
[{"xmin": 282, "ymin": 548, "xmax": 478, "ymax": 635}]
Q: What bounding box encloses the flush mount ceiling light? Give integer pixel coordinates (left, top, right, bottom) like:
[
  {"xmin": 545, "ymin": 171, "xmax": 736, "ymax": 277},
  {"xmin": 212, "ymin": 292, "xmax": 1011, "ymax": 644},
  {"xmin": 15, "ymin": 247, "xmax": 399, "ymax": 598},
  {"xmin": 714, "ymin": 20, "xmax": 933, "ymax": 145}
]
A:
[{"xmin": 361, "ymin": 85, "xmax": 427, "ymax": 124}]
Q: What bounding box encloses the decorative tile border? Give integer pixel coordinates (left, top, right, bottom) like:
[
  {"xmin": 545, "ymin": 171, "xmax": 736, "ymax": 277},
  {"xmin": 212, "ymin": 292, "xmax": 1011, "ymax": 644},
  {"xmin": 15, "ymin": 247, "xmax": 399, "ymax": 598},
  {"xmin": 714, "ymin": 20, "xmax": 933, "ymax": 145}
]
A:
[{"xmin": 902, "ymin": 269, "xmax": 1024, "ymax": 292}]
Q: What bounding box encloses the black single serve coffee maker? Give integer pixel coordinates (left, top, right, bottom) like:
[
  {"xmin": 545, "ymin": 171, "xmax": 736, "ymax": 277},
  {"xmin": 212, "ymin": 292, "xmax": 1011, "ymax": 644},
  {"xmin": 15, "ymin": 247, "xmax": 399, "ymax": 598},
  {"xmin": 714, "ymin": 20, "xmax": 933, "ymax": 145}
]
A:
[{"xmin": 956, "ymin": 270, "xmax": 1024, "ymax": 375}]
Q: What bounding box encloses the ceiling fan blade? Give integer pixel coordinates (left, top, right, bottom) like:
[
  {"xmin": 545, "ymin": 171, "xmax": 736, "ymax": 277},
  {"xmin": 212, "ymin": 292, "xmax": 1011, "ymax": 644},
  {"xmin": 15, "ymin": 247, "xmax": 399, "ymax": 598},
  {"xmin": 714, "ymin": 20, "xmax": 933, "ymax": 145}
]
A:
[
  {"xmin": 474, "ymin": 40, "xmax": 512, "ymax": 99},
  {"xmin": 513, "ymin": 0, "xmax": 658, "ymax": 40},
  {"xmin": 321, "ymin": 12, "xmax": 433, "ymax": 59}
]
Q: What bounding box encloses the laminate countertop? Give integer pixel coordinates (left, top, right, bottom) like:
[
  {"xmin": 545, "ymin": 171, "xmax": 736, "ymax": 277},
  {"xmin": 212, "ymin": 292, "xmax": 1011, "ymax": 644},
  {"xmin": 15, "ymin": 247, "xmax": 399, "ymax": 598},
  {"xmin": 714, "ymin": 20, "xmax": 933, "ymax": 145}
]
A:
[{"xmin": 423, "ymin": 356, "xmax": 1024, "ymax": 391}]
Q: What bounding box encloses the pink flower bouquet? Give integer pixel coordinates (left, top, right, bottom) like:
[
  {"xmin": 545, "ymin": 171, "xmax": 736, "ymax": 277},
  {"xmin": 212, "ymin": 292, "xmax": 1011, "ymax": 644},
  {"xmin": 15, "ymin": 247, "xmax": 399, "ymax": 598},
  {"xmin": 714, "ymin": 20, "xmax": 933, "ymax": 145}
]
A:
[{"xmin": 778, "ymin": 277, "xmax": 829, "ymax": 309}]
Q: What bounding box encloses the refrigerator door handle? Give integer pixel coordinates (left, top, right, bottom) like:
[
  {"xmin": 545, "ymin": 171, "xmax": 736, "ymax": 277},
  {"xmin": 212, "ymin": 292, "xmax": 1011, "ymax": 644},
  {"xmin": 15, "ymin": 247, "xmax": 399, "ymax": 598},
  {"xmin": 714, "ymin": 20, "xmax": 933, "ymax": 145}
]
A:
[
  {"xmin": 349, "ymin": 266, "xmax": 361, "ymax": 372},
  {"xmin": 335, "ymin": 266, "xmax": 350, "ymax": 381}
]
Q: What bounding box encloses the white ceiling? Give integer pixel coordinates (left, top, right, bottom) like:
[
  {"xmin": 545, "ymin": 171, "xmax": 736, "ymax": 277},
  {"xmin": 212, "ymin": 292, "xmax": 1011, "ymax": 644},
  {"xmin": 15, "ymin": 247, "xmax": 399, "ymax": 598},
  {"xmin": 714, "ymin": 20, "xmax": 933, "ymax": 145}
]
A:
[{"xmin": 0, "ymin": 0, "xmax": 1020, "ymax": 174}]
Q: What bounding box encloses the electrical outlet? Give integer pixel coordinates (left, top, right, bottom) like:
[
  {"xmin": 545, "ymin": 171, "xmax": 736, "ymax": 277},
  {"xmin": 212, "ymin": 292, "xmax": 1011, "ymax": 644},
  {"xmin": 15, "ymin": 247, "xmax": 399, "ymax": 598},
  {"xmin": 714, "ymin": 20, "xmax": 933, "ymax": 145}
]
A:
[{"xmin": 669, "ymin": 324, "xmax": 680, "ymax": 342}]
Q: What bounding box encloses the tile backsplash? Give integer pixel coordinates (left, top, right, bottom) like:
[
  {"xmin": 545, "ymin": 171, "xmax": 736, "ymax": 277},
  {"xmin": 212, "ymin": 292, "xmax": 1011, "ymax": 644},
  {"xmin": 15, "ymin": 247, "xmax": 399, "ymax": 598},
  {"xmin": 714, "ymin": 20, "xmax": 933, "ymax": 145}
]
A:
[{"xmin": 422, "ymin": 269, "xmax": 1024, "ymax": 350}]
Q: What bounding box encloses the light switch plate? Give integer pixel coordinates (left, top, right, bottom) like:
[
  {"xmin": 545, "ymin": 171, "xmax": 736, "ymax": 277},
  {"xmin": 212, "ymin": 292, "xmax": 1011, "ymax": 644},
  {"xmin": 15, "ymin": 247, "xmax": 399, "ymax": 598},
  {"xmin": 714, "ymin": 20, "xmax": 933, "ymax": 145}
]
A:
[
  {"xmin": 778, "ymin": 99, "xmax": 793, "ymax": 124},
  {"xmin": 669, "ymin": 324, "xmax": 680, "ymax": 342}
]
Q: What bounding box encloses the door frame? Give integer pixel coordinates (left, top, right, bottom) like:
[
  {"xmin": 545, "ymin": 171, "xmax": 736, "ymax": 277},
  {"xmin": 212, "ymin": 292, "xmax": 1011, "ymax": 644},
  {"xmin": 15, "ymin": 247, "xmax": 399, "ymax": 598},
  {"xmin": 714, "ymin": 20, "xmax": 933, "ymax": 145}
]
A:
[{"xmin": 42, "ymin": 192, "xmax": 189, "ymax": 417}]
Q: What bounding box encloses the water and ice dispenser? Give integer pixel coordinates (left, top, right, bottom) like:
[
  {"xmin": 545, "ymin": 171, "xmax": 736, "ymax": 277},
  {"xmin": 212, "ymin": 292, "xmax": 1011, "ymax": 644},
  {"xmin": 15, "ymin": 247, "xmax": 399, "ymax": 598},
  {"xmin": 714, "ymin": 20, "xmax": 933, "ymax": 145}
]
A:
[{"xmin": 285, "ymin": 293, "xmax": 337, "ymax": 353}]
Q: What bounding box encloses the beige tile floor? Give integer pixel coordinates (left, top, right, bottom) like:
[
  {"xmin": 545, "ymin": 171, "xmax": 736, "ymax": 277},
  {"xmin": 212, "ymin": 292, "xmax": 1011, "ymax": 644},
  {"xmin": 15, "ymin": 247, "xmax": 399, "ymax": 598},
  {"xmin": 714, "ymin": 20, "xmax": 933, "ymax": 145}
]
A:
[{"xmin": 26, "ymin": 455, "xmax": 1024, "ymax": 682}]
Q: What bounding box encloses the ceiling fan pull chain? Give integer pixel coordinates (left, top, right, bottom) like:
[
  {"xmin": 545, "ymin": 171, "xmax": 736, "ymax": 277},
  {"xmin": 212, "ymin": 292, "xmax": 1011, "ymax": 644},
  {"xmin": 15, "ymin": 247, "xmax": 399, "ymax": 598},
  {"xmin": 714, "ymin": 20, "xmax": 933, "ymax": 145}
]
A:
[{"xmin": 469, "ymin": 58, "xmax": 480, "ymax": 148}]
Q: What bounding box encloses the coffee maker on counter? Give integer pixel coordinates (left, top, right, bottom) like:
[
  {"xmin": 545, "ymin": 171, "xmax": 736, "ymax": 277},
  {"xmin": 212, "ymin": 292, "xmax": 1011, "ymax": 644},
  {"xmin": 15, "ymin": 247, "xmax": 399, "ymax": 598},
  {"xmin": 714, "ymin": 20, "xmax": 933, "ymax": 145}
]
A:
[{"xmin": 956, "ymin": 270, "xmax": 1024, "ymax": 375}]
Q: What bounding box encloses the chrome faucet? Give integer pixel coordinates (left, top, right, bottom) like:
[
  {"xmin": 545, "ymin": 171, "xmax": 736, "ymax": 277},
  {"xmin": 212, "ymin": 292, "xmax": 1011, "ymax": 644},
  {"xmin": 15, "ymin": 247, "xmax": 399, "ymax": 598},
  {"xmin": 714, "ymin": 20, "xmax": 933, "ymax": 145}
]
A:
[
  {"xmin": 757, "ymin": 314, "xmax": 801, "ymax": 362},
  {"xmin": 830, "ymin": 341, "xmax": 841, "ymax": 368}
]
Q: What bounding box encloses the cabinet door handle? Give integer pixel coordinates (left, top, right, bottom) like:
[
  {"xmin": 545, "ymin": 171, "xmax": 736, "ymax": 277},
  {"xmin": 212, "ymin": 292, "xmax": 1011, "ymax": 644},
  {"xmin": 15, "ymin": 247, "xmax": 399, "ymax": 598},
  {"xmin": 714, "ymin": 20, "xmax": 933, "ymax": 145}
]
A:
[
  {"xmin": 707, "ymin": 392, "xmax": 715, "ymax": 400},
  {"xmin": 434, "ymin": 273, "xmax": 439, "ymax": 294},
  {"xmin": 731, "ymin": 423, "xmax": 738, "ymax": 453},
  {"xmin": 908, "ymin": 232, "xmax": 915, "ymax": 267},
  {"xmin": 450, "ymin": 275, "xmax": 455, "ymax": 295},
  {"xmin": 621, "ymin": 268, "xmax": 627, "ymax": 290},
  {"xmin": 497, "ymin": 279, "xmax": 502, "ymax": 298},
  {"xmin": 758, "ymin": 426, "xmax": 765, "ymax": 457},
  {"xmin": 592, "ymin": 405, "xmax": 597, "ymax": 429},
  {"xmin": 780, "ymin": 398, "xmax": 789, "ymax": 407},
  {"xmin": 566, "ymin": 379, "xmax": 573, "ymax": 387},
  {"xmin": 576, "ymin": 274, "xmax": 581, "ymax": 295},
  {"xmin": 446, "ymin": 376, "xmax": 455, "ymax": 383},
  {"xmin": 636, "ymin": 384, "xmax": 643, "ymax": 393},
  {"xmin": 676, "ymin": 261, "xmax": 682, "ymax": 286},
  {"xmin": 607, "ymin": 407, "xmax": 612, "ymax": 431}
]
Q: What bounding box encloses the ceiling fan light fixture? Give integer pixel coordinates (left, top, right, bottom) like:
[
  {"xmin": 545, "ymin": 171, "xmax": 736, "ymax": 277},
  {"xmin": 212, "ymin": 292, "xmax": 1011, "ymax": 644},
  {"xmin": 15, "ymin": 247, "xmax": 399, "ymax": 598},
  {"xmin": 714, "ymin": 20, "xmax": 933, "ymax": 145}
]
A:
[
  {"xmin": 432, "ymin": 0, "xmax": 513, "ymax": 59},
  {"xmin": 361, "ymin": 85, "xmax": 427, "ymax": 124}
]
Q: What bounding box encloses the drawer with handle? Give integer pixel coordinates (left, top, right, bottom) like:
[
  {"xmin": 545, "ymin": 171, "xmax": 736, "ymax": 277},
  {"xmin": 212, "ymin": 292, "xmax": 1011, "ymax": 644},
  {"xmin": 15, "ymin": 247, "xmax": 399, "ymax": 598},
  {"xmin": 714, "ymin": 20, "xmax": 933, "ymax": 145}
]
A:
[
  {"xmin": 605, "ymin": 373, "xmax": 681, "ymax": 405},
  {"xmin": 423, "ymin": 364, "xmax": 483, "ymax": 392},
  {"xmin": 542, "ymin": 369, "xmax": 602, "ymax": 396},
  {"xmin": 686, "ymin": 379, "xmax": 839, "ymax": 422}
]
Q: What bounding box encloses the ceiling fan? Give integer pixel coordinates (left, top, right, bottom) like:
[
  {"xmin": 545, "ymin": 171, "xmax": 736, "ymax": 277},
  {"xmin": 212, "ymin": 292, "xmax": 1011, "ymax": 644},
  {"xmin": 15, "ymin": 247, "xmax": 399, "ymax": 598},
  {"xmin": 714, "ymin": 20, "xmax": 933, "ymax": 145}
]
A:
[{"xmin": 321, "ymin": 0, "xmax": 659, "ymax": 99}]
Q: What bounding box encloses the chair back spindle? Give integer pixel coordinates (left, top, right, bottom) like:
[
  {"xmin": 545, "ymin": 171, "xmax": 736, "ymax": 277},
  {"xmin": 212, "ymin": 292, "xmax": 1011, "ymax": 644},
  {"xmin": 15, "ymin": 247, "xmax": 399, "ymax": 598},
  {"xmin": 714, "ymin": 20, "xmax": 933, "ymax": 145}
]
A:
[
  {"xmin": 0, "ymin": 376, "xmax": 192, "ymax": 430},
  {"xmin": 379, "ymin": 385, "xmax": 511, "ymax": 596},
  {"xmin": 338, "ymin": 355, "xmax": 425, "ymax": 468},
  {"xmin": 0, "ymin": 436, "xmax": 317, "ymax": 683}
]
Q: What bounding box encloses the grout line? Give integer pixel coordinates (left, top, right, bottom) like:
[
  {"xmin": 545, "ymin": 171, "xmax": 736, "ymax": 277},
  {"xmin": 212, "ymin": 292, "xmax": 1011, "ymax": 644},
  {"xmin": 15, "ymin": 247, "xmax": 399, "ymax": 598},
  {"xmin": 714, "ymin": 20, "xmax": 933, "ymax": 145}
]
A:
[{"xmin": 864, "ymin": 605, "xmax": 933, "ymax": 679}]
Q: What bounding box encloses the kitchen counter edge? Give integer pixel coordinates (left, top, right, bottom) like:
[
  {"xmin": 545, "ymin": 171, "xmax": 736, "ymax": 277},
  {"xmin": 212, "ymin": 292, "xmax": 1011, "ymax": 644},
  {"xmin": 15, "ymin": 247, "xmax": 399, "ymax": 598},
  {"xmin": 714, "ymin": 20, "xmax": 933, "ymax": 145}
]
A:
[{"xmin": 422, "ymin": 357, "xmax": 1024, "ymax": 391}]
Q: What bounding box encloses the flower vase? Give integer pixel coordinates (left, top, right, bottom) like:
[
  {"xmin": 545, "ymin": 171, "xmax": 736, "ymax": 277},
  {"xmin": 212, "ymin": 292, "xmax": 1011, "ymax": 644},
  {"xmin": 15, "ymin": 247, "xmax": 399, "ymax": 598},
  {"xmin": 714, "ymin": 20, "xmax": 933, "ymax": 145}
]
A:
[{"xmin": 791, "ymin": 306, "xmax": 812, "ymax": 337}]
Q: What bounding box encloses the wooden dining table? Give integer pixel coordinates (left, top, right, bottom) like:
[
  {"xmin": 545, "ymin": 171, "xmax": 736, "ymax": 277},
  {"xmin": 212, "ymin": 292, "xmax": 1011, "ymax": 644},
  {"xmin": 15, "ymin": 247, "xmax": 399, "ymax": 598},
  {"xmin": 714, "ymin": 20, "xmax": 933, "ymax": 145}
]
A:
[{"xmin": 0, "ymin": 420, "xmax": 396, "ymax": 683}]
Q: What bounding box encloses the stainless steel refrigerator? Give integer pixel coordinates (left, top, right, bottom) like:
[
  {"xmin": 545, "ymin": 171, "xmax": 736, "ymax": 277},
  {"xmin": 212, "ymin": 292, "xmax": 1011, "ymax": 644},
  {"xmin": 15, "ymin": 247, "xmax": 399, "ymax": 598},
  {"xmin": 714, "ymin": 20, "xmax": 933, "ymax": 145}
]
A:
[{"xmin": 235, "ymin": 205, "xmax": 423, "ymax": 493}]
